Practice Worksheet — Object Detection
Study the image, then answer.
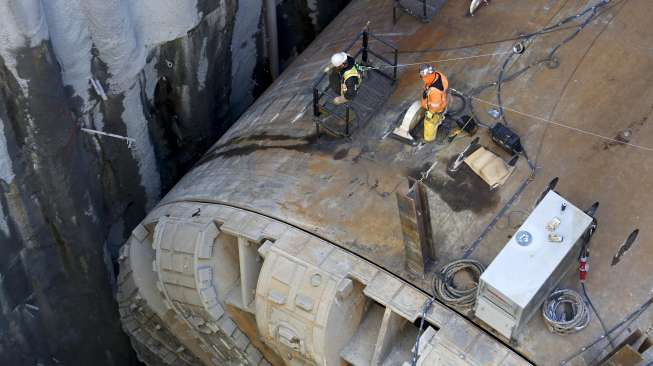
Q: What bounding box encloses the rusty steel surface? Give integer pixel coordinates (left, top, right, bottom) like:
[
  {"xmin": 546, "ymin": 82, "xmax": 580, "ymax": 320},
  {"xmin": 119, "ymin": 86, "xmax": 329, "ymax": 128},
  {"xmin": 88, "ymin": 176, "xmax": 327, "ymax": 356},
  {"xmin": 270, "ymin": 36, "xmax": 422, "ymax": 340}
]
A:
[{"xmin": 156, "ymin": 0, "xmax": 653, "ymax": 363}]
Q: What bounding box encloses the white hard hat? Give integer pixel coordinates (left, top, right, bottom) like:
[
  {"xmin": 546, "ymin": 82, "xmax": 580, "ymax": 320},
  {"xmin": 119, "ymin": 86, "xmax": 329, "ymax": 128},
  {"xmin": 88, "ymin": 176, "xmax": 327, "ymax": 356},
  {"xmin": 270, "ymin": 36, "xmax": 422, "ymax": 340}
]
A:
[
  {"xmin": 331, "ymin": 52, "xmax": 348, "ymax": 67},
  {"xmin": 419, "ymin": 64, "xmax": 435, "ymax": 77}
]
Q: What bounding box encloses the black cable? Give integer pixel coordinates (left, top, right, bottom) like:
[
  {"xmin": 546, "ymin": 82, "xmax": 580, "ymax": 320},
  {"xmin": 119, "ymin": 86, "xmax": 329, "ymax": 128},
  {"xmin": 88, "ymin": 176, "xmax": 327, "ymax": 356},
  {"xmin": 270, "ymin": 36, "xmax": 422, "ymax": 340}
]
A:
[
  {"xmin": 459, "ymin": 0, "xmax": 621, "ymax": 174},
  {"xmin": 393, "ymin": 24, "xmax": 580, "ymax": 55},
  {"xmin": 445, "ymin": 89, "xmax": 466, "ymax": 116},
  {"xmin": 449, "ymin": 0, "xmax": 608, "ymax": 254},
  {"xmin": 496, "ymin": 51, "xmax": 515, "ymax": 127},
  {"xmin": 578, "ymin": 213, "xmax": 615, "ymax": 348},
  {"xmin": 433, "ymin": 259, "xmax": 485, "ymax": 309},
  {"xmin": 493, "ymin": 0, "xmax": 613, "ymax": 129},
  {"xmin": 561, "ymin": 295, "xmax": 653, "ymax": 364},
  {"xmin": 542, "ymin": 288, "xmax": 591, "ymax": 334},
  {"xmin": 385, "ymin": 0, "xmax": 625, "ymax": 58},
  {"xmin": 386, "ymin": 0, "xmax": 627, "ymax": 69},
  {"xmin": 461, "ymin": 0, "xmax": 623, "ymax": 132},
  {"xmin": 581, "ymin": 282, "xmax": 615, "ymax": 348}
]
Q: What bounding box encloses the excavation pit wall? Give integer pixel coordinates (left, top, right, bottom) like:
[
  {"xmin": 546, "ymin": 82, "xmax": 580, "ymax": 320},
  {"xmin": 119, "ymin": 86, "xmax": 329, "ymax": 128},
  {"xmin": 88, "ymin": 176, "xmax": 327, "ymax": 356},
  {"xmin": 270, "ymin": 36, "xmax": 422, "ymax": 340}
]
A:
[{"xmin": 0, "ymin": 1, "xmax": 350, "ymax": 364}]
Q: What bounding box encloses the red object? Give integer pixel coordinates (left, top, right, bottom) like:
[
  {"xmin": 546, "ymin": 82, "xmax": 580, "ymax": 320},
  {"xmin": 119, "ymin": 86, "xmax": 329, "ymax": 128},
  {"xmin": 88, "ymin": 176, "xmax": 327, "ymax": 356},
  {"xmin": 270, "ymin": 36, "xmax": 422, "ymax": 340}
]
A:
[{"xmin": 579, "ymin": 256, "xmax": 589, "ymax": 283}]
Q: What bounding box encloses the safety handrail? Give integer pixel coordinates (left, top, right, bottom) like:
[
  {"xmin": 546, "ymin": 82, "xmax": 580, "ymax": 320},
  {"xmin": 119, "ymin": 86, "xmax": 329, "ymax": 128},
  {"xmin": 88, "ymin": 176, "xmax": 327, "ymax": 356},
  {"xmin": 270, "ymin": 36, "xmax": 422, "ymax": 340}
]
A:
[
  {"xmin": 393, "ymin": 0, "xmax": 438, "ymax": 24},
  {"xmin": 367, "ymin": 32, "xmax": 398, "ymax": 49},
  {"xmin": 312, "ymin": 29, "xmax": 398, "ymax": 137}
]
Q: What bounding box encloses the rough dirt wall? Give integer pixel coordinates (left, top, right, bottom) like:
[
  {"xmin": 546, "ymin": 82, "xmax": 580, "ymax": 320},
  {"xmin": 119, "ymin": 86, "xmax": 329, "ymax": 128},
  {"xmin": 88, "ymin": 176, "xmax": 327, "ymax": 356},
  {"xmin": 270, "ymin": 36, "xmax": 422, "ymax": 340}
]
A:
[
  {"xmin": 0, "ymin": 2, "xmax": 238, "ymax": 364},
  {"xmin": 0, "ymin": 0, "xmax": 348, "ymax": 365},
  {"xmin": 277, "ymin": 0, "xmax": 350, "ymax": 69}
]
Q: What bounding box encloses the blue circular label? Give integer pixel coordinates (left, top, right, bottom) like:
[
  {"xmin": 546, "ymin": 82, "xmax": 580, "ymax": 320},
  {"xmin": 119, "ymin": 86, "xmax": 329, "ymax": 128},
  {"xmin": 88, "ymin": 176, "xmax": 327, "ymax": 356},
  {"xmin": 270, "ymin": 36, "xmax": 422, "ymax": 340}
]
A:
[{"xmin": 515, "ymin": 230, "xmax": 533, "ymax": 246}]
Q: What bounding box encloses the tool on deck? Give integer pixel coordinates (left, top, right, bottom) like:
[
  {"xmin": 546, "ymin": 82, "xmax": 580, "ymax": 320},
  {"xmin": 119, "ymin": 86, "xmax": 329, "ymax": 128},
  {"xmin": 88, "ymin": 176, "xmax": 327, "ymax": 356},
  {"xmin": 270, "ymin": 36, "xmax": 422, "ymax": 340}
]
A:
[
  {"xmin": 449, "ymin": 137, "xmax": 518, "ymax": 190},
  {"xmin": 469, "ymin": 0, "xmax": 490, "ymax": 16},
  {"xmin": 611, "ymin": 229, "xmax": 640, "ymax": 266},
  {"xmin": 490, "ymin": 122, "xmax": 523, "ymax": 155},
  {"xmin": 448, "ymin": 137, "xmax": 480, "ymax": 173},
  {"xmin": 447, "ymin": 115, "xmax": 478, "ymax": 142}
]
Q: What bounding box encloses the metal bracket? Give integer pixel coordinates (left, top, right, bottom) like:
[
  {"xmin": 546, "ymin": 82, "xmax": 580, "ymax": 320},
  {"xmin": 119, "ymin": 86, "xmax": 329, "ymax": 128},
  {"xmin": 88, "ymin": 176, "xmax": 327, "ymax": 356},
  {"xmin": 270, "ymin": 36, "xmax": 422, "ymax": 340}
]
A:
[{"xmin": 81, "ymin": 128, "xmax": 136, "ymax": 148}]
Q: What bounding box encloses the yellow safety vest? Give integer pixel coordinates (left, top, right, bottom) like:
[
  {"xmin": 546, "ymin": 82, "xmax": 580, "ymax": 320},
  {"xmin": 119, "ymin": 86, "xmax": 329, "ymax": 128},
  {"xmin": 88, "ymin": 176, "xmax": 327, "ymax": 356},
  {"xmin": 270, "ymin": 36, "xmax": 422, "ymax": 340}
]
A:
[{"xmin": 341, "ymin": 66, "xmax": 362, "ymax": 96}]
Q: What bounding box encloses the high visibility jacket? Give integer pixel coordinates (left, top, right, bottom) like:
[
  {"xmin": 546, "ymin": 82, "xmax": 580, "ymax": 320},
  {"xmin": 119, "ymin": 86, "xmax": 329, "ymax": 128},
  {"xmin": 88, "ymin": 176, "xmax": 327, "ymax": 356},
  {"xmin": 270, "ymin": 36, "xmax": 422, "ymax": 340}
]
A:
[
  {"xmin": 421, "ymin": 72, "xmax": 449, "ymax": 114},
  {"xmin": 341, "ymin": 65, "xmax": 362, "ymax": 99}
]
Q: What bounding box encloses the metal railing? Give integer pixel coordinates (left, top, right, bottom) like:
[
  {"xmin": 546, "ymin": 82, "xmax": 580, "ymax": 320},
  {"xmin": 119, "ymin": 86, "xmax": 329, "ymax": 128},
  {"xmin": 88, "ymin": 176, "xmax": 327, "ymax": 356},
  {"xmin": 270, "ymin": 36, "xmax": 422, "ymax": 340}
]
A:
[
  {"xmin": 312, "ymin": 30, "xmax": 398, "ymax": 137},
  {"xmin": 393, "ymin": 0, "xmax": 445, "ymax": 24}
]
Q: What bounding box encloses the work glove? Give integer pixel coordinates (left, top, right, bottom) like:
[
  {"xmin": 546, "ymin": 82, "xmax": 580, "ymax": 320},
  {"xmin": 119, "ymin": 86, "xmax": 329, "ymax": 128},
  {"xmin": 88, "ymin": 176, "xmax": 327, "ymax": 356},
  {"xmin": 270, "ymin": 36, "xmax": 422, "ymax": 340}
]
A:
[
  {"xmin": 333, "ymin": 96, "xmax": 348, "ymax": 105},
  {"xmin": 323, "ymin": 65, "xmax": 333, "ymax": 74}
]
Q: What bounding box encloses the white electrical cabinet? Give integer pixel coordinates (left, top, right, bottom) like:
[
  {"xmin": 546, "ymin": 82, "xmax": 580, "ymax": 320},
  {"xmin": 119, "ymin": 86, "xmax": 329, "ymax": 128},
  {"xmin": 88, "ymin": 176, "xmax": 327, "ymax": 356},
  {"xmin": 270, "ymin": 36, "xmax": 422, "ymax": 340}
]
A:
[{"xmin": 474, "ymin": 190, "xmax": 594, "ymax": 340}]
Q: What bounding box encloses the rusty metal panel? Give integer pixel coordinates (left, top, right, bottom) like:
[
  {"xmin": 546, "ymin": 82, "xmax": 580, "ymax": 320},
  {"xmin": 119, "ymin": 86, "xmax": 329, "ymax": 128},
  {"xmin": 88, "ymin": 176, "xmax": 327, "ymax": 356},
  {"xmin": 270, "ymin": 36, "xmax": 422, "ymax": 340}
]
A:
[
  {"xmin": 599, "ymin": 346, "xmax": 643, "ymax": 366},
  {"xmin": 396, "ymin": 179, "xmax": 433, "ymax": 275},
  {"xmin": 598, "ymin": 330, "xmax": 646, "ymax": 366}
]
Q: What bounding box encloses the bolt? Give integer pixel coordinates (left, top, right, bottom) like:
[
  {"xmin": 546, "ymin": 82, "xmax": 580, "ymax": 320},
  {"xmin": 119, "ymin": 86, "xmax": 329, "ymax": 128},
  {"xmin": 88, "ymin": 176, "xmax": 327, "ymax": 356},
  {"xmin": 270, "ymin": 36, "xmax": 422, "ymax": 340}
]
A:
[{"xmin": 310, "ymin": 274, "xmax": 322, "ymax": 287}]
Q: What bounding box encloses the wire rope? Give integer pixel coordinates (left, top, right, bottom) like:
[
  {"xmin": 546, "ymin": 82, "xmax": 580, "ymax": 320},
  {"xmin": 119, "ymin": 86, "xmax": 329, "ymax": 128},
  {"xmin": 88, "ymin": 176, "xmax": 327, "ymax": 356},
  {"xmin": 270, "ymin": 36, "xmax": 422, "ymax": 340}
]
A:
[
  {"xmin": 542, "ymin": 288, "xmax": 591, "ymax": 335},
  {"xmin": 433, "ymin": 259, "xmax": 485, "ymax": 310}
]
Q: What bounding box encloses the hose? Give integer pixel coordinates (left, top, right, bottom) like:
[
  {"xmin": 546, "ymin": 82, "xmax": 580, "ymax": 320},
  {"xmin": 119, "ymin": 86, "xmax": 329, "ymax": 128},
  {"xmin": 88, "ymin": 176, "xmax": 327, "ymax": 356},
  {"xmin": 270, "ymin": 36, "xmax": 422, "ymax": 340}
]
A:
[
  {"xmin": 433, "ymin": 259, "xmax": 485, "ymax": 310},
  {"xmin": 562, "ymin": 295, "xmax": 653, "ymax": 365},
  {"xmin": 581, "ymin": 283, "xmax": 615, "ymax": 347},
  {"xmin": 445, "ymin": 89, "xmax": 467, "ymax": 117},
  {"xmin": 463, "ymin": 0, "xmax": 619, "ymax": 131},
  {"xmin": 542, "ymin": 289, "xmax": 591, "ymax": 335},
  {"xmin": 458, "ymin": 0, "xmax": 619, "ymax": 174}
]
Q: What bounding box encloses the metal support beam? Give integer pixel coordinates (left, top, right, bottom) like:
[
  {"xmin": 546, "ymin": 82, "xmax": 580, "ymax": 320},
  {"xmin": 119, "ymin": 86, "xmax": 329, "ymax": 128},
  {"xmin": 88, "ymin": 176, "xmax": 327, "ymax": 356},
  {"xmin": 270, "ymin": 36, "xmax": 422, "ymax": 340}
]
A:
[
  {"xmin": 396, "ymin": 178, "xmax": 434, "ymax": 276},
  {"xmin": 264, "ymin": 0, "xmax": 280, "ymax": 79}
]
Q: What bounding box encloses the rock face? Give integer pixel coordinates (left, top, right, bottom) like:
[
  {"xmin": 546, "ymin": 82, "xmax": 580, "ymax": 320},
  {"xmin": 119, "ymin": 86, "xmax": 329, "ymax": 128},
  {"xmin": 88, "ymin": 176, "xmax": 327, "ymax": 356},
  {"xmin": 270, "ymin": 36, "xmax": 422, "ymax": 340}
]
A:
[{"xmin": 0, "ymin": 0, "xmax": 348, "ymax": 365}]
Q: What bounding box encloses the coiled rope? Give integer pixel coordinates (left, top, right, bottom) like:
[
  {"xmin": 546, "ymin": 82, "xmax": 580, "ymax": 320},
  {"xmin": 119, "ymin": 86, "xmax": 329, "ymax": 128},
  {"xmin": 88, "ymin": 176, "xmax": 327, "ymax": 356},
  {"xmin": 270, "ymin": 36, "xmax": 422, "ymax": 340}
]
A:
[
  {"xmin": 542, "ymin": 289, "xmax": 591, "ymax": 335},
  {"xmin": 433, "ymin": 259, "xmax": 485, "ymax": 310}
]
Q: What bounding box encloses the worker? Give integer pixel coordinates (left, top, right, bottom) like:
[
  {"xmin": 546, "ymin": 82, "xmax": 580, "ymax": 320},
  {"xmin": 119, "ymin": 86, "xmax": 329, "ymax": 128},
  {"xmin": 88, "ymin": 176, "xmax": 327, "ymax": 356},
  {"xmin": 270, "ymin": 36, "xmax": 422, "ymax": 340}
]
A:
[
  {"xmin": 419, "ymin": 64, "xmax": 449, "ymax": 142},
  {"xmin": 325, "ymin": 52, "xmax": 362, "ymax": 105}
]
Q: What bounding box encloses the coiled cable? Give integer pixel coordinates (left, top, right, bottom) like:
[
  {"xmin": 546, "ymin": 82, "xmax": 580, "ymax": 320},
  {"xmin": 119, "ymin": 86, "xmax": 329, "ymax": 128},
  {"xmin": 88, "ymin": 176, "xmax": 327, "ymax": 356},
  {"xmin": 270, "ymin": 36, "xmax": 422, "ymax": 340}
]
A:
[
  {"xmin": 433, "ymin": 259, "xmax": 485, "ymax": 310},
  {"xmin": 542, "ymin": 289, "xmax": 591, "ymax": 335}
]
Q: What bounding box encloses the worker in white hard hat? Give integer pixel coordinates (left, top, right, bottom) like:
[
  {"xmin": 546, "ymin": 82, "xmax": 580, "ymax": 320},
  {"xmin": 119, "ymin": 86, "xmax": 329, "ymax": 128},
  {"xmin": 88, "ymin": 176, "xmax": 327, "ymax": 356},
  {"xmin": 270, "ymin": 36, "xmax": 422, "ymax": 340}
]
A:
[
  {"xmin": 419, "ymin": 64, "xmax": 449, "ymax": 142},
  {"xmin": 324, "ymin": 52, "xmax": 363, "ymax": 105}
]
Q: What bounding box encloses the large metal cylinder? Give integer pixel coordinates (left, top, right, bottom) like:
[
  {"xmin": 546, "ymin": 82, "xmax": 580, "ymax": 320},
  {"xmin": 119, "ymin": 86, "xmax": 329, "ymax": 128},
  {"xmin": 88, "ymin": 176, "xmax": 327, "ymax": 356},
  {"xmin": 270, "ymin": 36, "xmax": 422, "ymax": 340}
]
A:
[{"xmin": 115, "ymin": 0, "xmax": 653, "ymax": 364}]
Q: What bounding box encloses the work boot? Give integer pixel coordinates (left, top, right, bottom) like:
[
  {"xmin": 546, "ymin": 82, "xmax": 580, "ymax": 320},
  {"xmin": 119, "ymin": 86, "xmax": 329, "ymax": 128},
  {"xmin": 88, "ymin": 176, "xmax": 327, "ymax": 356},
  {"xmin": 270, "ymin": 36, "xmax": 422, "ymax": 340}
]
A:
[{"xmin": 333, "ymin": 96, "xmax": 348, "ymax": 105}]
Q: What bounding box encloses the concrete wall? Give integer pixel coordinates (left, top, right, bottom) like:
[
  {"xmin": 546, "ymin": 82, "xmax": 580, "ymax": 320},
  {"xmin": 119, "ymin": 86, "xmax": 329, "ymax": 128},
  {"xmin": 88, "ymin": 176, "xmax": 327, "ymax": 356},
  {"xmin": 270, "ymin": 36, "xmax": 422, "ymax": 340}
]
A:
[{"xmin": 0, "ymin": 0, "xmax": 348, "ymax": 364}]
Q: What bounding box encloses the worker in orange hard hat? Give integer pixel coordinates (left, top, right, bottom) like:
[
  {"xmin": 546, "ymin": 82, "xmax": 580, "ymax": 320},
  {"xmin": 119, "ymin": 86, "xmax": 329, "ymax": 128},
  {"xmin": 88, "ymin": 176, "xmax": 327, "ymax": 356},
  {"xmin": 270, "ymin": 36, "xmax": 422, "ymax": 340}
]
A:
[
  {"xmin": 419, "ymin": 64, "xmax": 449, "ymax": 142},
  {"xmin": 325, "ymin": 52, "xmax": 363, "ymax": 105}
]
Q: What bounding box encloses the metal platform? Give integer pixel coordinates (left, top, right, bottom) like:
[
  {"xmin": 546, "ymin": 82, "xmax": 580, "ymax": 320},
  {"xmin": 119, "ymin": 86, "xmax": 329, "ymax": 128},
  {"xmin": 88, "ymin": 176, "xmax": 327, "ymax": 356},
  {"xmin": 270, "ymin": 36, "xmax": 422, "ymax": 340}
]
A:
[
  {"xmin": 313, "ymin": 30, "xmax": 398, "ymax": 138},
  {"xmin": 316, "ymin": 70, "xmax": 395, "ymax": 137}
]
